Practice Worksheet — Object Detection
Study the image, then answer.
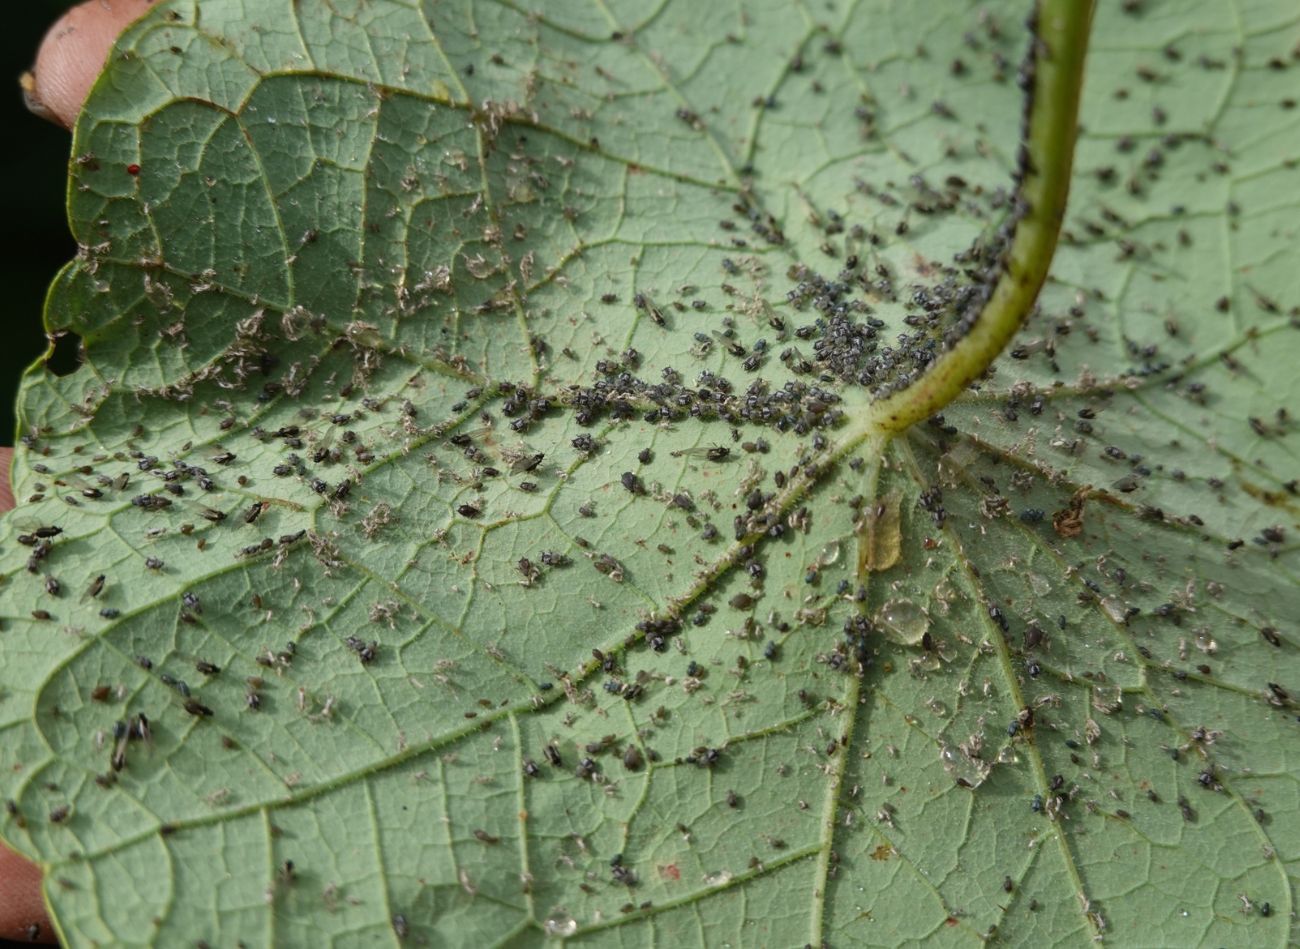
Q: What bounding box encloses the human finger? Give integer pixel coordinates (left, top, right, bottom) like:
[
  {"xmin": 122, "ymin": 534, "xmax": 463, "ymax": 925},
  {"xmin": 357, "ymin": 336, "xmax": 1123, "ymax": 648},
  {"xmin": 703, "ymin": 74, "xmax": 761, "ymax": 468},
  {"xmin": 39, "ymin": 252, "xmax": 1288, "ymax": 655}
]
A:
[{"xmin": 24, "ymin": 0, "xmax": 157, "ymax": 129}]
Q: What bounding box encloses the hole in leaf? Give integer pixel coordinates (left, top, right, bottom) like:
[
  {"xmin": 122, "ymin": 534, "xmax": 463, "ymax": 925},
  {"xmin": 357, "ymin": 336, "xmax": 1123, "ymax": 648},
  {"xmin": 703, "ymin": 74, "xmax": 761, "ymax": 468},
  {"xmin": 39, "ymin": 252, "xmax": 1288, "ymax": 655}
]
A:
[{"xmin": 46, "ymin": 331, "xmax": 82, "ymax": 377}]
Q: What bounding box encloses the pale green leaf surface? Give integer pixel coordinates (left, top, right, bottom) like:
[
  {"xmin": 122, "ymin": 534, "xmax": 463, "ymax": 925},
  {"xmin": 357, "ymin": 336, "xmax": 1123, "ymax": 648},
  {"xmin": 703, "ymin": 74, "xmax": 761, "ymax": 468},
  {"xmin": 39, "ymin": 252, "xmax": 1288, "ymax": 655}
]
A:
[{"xmin": 1, "ymin": 1, "xmax": 1297, "ymax": 946}]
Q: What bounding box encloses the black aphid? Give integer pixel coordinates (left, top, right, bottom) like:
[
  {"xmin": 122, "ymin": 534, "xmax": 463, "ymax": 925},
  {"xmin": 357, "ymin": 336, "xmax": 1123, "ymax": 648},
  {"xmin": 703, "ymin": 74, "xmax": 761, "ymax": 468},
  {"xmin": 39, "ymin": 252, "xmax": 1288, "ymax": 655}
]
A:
[{"xmin": 345, "ymin": 636, "xmax": 378, "ymax": 664}]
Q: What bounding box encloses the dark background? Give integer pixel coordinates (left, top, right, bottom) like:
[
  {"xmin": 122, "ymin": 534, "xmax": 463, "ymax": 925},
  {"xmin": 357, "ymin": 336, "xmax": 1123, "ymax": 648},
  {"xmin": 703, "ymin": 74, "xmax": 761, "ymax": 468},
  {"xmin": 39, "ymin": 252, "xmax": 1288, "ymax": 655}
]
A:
[{"xmin": 2, "ymin": 1, "xmax": 78, "ymax": 447}]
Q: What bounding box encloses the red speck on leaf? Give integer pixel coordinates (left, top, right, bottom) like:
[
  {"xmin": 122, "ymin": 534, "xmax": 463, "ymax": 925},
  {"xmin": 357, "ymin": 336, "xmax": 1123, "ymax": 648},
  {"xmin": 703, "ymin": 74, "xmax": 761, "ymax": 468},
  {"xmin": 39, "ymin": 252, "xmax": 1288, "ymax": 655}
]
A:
[
  {"xmin": 659, "ymin": 864, "xmax": 680, "ymax": 881},
  {"xmin": 127, "ymin": 164, "xmax": 141, "ymax": 176}
]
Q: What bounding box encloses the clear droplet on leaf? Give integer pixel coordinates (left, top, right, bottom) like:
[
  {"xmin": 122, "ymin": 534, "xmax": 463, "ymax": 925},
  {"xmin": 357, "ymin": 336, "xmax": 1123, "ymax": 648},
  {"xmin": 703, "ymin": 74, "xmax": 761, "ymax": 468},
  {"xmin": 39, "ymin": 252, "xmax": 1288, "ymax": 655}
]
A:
[
  {"xmin": 816, "ymin": 540, "xmax": 841, "ymax": 568},
  {"xmin": 909, "ymin": 653, "xmax": 942, "ymax": 674},
  {"xmin": 940, "ymin": 743, "xmax": 992, "ymax": 789},
  {"xmin": 543, "ymin": 911, "xmax": 577, "ymax": 936},
  {"xmin": 877, "ymin": 598, "xmax": 929, "ymax": 645},
  {"xmin": 857, "ymin": 492, "xmax": 901, "ymax": 574}
]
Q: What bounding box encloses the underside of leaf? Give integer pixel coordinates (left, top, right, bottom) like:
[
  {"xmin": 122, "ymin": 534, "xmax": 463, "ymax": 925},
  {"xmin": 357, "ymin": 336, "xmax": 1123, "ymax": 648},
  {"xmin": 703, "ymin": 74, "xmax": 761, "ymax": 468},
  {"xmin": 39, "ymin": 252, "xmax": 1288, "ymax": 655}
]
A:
[{"xmin": 1, "ymin": 1, "xmax": 1297, "ymax": 947}]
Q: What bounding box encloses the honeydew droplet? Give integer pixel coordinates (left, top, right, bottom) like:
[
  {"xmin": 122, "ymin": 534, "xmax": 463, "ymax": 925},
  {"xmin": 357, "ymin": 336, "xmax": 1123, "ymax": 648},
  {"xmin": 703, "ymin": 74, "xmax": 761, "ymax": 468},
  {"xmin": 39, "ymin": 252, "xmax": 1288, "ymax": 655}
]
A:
[
  {"xmin": 816, "ymin": 540, "xmax": 841, "ymax": 568},
  {"xmin": 939, "ymin": 743, "xmax": 992, "ymax": 789},
  {"xmin": 543, "ymin": 911, "xmax": 577, "ymax": 936},
  {"xmin": 877, "ymin": 598, "xmax": 929, "ymax": 645}
]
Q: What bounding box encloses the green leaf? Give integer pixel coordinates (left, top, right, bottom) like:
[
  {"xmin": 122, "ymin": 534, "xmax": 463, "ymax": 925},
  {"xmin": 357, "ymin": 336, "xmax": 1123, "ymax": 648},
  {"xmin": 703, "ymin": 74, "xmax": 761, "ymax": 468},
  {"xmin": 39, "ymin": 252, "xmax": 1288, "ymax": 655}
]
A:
[{"xmin": 2, "ymin": 0, "xmax": 1296, "ymax": 946}]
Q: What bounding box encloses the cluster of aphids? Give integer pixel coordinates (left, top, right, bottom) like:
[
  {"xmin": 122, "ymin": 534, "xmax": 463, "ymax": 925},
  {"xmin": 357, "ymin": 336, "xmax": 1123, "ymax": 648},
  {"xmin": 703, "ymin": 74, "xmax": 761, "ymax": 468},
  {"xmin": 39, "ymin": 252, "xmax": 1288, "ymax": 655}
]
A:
[
  {"xmin": 776, "ymin": 11, "xmax": 1044, "ymax": 402},
  {"xmin": 12, "ymin": 425, "xmax": 333, "ymax": 617},
  {"xmin": 560, "ymin": 328, "xmax": 849, "ymax": 436},
  {"xmin": 545, "ymin": 16, "xmax": 1047, "ymax": 437},
  {"xmin": 4, "ymin": 384, "xmax": 423, "ymax": 768},
  {"xmin": 522, "ymin": 732, "xmax": 652, "ymax": 785},
  {"xmin": 1, "ymin": 6, "xmax": 1060, "ymax": 850}
]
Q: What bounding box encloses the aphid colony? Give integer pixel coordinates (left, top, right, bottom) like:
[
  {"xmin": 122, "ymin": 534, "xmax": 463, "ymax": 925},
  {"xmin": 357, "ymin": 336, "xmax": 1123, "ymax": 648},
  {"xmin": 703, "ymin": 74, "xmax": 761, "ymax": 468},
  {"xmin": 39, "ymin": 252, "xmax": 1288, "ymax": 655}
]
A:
[{"xmin": 2, "ymin": 0, "xmax": 1294, "ymax": 941}]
